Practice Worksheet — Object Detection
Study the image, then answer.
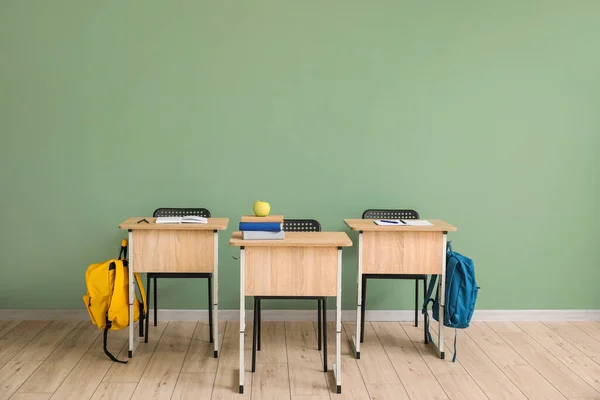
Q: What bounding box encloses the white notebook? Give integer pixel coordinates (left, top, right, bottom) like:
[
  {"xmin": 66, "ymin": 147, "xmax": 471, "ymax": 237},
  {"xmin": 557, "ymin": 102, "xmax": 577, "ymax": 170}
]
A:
[
  {"xmin": 155, "ymin": 216, "xmax": 208, "ymax": 224},
  {"xmin": 374, "ymin": 219, "xmax": 433, "ymax": 226},
  {"xmin": 242, "ymin": 230, "xmax": 285, "ymax": 240}
]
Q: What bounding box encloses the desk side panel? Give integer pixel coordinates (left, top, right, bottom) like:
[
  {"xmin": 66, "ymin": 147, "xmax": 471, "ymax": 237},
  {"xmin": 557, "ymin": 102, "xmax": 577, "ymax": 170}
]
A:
[
  {"xmin": 362, "ymin": 231, "xmax": 443, "ymax": 274},
  {"xmin": 131, "ymin": 230, "xmax": 214, "ymax": 273},
  {"xmin": 244, "ymin": 247, "xmax": 337, "ymax": 296}
]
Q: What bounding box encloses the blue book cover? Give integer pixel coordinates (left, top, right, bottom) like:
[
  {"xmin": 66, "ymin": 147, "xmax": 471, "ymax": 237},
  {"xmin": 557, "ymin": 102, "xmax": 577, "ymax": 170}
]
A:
[{"xmin": 239, "ymin": 222, "xmax": 282, "ymax": 232}]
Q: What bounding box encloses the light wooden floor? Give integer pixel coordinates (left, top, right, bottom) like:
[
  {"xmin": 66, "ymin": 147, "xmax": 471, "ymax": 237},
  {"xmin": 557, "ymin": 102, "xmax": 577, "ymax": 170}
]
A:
[{"xmin": 1, "ymin": 319, "xmax": 600, "ymax": 400}]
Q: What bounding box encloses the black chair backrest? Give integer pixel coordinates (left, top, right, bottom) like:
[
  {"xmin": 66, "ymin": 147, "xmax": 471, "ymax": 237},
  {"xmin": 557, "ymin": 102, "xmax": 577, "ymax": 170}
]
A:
[
  {"xmin": 153, "ymin": 207, "xmax": 211, "ymax": 218},
  {"xmin": 362, "ymin": 209, "xmax": 419, "ymax": 220},
  {"xmin": 282, "ymin": 219, "xmax": 321, "ymax": 232}
]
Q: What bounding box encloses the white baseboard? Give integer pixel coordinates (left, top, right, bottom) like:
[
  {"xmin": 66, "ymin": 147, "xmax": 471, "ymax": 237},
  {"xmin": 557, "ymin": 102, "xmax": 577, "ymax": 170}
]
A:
[{"xmin": 1, "ymin": 309, "xmax": 599, "ymax": 321}]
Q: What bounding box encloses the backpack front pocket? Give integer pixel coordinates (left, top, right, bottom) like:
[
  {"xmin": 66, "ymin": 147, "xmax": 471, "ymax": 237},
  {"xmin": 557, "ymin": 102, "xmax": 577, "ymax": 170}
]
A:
[{"xmin": 83, "ymin": 293, "xmax": 109, "ymax": 329}]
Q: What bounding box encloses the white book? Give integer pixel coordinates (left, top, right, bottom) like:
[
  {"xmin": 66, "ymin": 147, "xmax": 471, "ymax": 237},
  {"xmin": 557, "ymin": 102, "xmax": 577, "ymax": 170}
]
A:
[
  {"xmin": 374, "ymin": 219, "xmax": 433, "ymax": 226},
  {"xmin": 242, "ymin": 230, "xmax": 285, "ymax": 240},
  {"xmin": 156, "ymin": 216, "xmax": 208, "ymax": 224}
]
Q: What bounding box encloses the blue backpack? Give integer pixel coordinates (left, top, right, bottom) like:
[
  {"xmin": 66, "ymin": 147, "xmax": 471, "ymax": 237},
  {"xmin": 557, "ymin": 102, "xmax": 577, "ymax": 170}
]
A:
[{"xmin": 422, "ymin": 241, "xmax": 479, "ymax": 362}]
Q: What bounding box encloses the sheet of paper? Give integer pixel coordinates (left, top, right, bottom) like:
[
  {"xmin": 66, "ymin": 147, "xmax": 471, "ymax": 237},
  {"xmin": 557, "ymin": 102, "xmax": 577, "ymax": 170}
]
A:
[
  {"xmin": 373, "ymin": 219, "xmax": 433, "ymax": 226},
  {"xmin": 155, "ymin": 217, "xmax": 182, "ymax": 224},
  {"xmin": 403, "ymin": 220, "xmax": 433, "ymax": 226},
  {"xmin": 374, "ymin": 220, "xmax": 402, "ymax": 225}
]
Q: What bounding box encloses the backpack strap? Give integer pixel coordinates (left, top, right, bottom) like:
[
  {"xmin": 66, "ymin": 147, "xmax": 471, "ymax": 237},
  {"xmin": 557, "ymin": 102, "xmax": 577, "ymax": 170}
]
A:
[
  {"xmin": 103, "ymin": 323, "xmax": 127, "ymax": 364},
  {"xmin": 119, "ymin": 239, "xmax": 128, "ymax": 260},
  {"xmin": 453, "ymin": 328, "xmax": 457, "ymax": 362},
  {"xmin": 104, "ymin": 261, "xmax": 128, "ymax": 364},
  {"xmin": 134, "ymin": 273, "xmax": 147, "ymax": 315},
  {"xmin": 422, "ymin": 275, "xmax": 438, "ymax": 344}
]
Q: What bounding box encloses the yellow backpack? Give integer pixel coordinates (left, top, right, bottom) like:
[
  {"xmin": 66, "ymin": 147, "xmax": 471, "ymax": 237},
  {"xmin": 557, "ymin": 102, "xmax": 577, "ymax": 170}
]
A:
[{"xmin": 83, "ymin": 239, "xmax": 147, "ymax": 363}]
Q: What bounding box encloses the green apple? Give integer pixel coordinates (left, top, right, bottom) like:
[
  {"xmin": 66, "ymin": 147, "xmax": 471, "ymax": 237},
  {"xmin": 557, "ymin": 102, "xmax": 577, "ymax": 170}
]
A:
[{"xmin": 253, "ymin": 200, "xmax": 271, "ymax": 217}]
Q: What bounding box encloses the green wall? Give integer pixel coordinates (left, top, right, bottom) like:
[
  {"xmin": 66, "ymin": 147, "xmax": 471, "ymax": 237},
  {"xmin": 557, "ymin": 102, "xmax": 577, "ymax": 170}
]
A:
[{"xmin": 1, "ymin": 1, "xmax": 599, "ymax": 311}]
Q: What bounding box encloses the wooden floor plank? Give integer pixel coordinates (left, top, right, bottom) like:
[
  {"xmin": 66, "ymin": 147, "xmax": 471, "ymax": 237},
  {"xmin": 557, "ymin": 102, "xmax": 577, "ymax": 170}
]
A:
[
  {"xmin": 557, "ymin": 356, "xmax": 600, "ymax": 393},
  {"xmin": 566, "ymin": 397, "xmax": 600, "ymax": 400},
  {"xmin": 341, "ymin": 323, "xmax": 404, "ymax": 386},
  {"xmin": 18, "ymin": 322, "xmax": 100, "ymax": 394},
  {"xmin": 211, "ymin": 322, "xmax": 253, "ymax": 400},
  {"xmin": 90, "ymin": 382, "xmax": 137, "ymax": 400},
  {"xmin": 171, "ymin": 372, "xmax": 214, "ymax": 400},
  {"xmin": 464, "ymin": 322, "xmax": 527, "ymax": 367},
  {"xmin": 435, "ymin": 374, "xmax": 489, "ymax": 400},
  {"xmin": 570, "ymin": 322, "xmax": 600, "ymax": 342},
  {"xmin": 0, "ymin": 361, "xmax": 42, "ymax": 400},
  {"xmin": 251, "ymin": 362, "xmax": 290, "ymax": 400},
  {"xmin": 254, "ymin": 322, "xmax": 287, "ymax": 366},
  {"xmin": 181, "ymin": 321, "xmax": 225, "ymax": 374},
  {"xmin": 400, "ymin": 322, "xmax": 468, "ymax": 376},
  {"xmin": 103, "ymin": 322, "xmax": 167, "ymax": 383},
  {"xmin": 0, "ymin": 321, "xmax": 51, "ymax": 368},
  {"xmin": 130, "ymin": 321, "xmax": 196, "ymax": 400},
  {"xmin": 13, "ymin": 321, "xmax": 78, "ymax": 363},
  {"xmin": 516, "ymin": 321, "xmax": 585, "ymax": 358},
  {"xmin": 49, "ymin": 326, "xmax": 129, "ymax": 400},
  {"xmin": 321, "ymin": 322, "xmax": 369, "ymax": 400},
  {"xmin": 286, "ymin": 328, "xmax": 328, "ymax": 396},
  {"xmin": 545, "ymin": 322, "xmax": 600, "ymax": 359},
  {"xmin": 366, "ymin": 383, "xmax": 410, "ymax": 400},
  {"xmin": 0, "ymin": 321, "xmax": 78, "ymax": 400},
  {"xmin": 10, "ymin": 393, "xmax": 52, "ymax": 400},
  {"xmin": 484, "ymin": 322, "xmax": 522, "ymax": 333},
  {"xmin": 0, "ymin": 321, "xmax": 22, "ymax": 340},
  {"xmin": 429, "ymin": 322, "xmax": 527, "ymax": 400},
  {"xmin": 3, "ymin": 319, "xmax": 600, "ymax": 400},
  {"xmin": 488, "ymin": 322, "xmax": 598, "ymax": 398},
  {"xmin": 213, "ymin": 321, "xmax": 253, "ymax": 368},
  {"xmin": 465, "ymin": 321, "xmax": 571, "ymax": 399},
  {"xmin": 344, "ymin": 321, "xmax": 409, "ymax": 399},
  {"xmin": 501, "ymin": 364, "xmax": 566, "ymax": 400},
  {"xmin": 372, "ymin": 322, "xmax": 448, "ymax": 400},
  {"xmin": 286, "ymin": 322, "xmax": 318, "ymax": 331}
]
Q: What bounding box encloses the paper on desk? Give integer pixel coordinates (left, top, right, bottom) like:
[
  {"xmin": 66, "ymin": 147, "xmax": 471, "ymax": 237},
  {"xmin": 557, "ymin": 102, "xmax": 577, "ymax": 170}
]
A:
[
  {"xmin": 374, "ymin": 220, "xmax": 401, "ymax": 225},
  {"xmin": 403, "ymin": 220, "xmax": 433, "ymax": 226},
  {"xmin": 374, "ymin": 219, "xmax": 433, "ymax": 226}
]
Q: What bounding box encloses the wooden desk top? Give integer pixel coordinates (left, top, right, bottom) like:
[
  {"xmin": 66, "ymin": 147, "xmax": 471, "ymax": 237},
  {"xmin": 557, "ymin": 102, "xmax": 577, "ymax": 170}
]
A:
[
  {"xmin": 344, "ymin": 219, "xmax": 457, "ymax": 232},
  {"xmin": 229, "ymin": 231, "xmax": 352, "ymax": 247},
  {"xmin": 119, "ymin": 217, "xmax": 229, "ymax": 231}
]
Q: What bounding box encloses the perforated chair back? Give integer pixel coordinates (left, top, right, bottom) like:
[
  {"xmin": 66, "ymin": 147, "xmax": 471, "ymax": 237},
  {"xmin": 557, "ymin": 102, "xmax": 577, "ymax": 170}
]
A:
[
  {"xmin": 282, "ymin": 219, "xmax": 321, "ymax": 232},
  {"xmin": 362, "ymin": 209, "xmax": 419, "ymax": 220},
  {"xmin": 153, "ymin": 207, "xmax": 211, "ymax": 218}
]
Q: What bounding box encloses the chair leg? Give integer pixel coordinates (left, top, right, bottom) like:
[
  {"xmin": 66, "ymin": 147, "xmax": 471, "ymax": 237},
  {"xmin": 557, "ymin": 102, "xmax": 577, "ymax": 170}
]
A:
[
  {"xmin": 423, "ymin": 277, "xmax": 428, "ymax": 344},
  {"xmin": 317, "ymin": 298, "xmax": 322, "ymax": 351},
  {"xmin": 153, "ymin": 277, "xmax": 158, "ymax": 327},
  {"xmin": 252, "ymin": 297, "xmax": 258, "ymax": 372},
  {"xmin": 415, "ymin": 280, "xmax": 419, "ymax": 327},
  {"xmin": 139, "ymin": 302, "xmax": 144, "ymax": 338},
  {"xmin": 323, "ymin": 297, "xmax": 327, "ymax": 372},
  {"xmin": 145, "ymin": 275, "xmax": 150, "ymax": 343},
  {"xmin": 257, "ymin": 298, "xmax": 261, "ymax": 351},
  {"xmin": 208, "ymin": 275, "xmax": 213, "ymax": 344},
  {"xmin": 360, "ymin": 275, "xmax": 367, "ymax": 343}
]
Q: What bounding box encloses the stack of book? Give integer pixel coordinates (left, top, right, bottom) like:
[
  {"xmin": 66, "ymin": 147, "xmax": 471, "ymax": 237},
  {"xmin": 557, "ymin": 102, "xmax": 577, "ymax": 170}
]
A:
[{"xmin": 239, "ymin": 215, "xmax": 284, "ymax": 240}]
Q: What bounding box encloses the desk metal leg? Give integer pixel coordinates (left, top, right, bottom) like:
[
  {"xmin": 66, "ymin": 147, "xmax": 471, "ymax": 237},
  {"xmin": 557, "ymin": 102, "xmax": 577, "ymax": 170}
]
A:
[
  {"xmin": 352, "ymin": 232, "xmax": 363, "ymax": 359},
  {"xmin": 239, "ymin": 247, "xmax": 245, "ymax": 394},
  {"xmin": 145, "ymin": 274, "xmax": 150, "ymax": 343},
  {"xmin": 332, "ymin": 247, "xmax": 342, "ymax": 394},
  {"xmin": 438, "ymin": 233, "xmax": 447, "ymax": 359},
  {"xmin": 128, "ymin": 230, "xmax": 134, "ymax": 358},
  {"xmin": 213, "ymin": 231, "xmax": 219, "ymax": 358},
  {"xmin": 323, "ymin": 298, "xmax": 327, "ymax": 372}
]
